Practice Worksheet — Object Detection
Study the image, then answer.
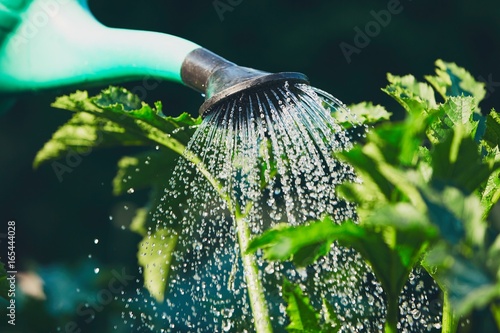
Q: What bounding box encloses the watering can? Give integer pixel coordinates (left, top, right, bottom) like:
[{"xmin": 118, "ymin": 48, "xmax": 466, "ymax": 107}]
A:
[
  {"xmin": 0, "ymin": 0, "xmax": 199, "ymax": 112},
  {"xmin": 0, "ymin": 0, "xmax": 307, "ymax": 115}
]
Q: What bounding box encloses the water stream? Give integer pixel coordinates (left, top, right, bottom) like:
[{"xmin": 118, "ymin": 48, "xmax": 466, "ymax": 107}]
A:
[{"xmin": 122, "ymin": 82, "xmax": 441, "ymax": 332}]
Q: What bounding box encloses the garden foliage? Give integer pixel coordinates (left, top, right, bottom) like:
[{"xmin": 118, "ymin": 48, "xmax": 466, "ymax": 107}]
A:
[{"xmin": 2, "ymin": 60, "xmax": 499, "ymax": 332}]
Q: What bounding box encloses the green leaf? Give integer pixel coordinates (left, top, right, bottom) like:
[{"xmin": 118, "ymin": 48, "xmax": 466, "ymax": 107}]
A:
[
  {"xmin": 368, "ymin": 119, "xmax": 427, "ymax": 167},
  {"xmin": 251, "ymin": 208, "xmax": 433, "ymax": 333},
  {"xmin": 430, "ymin": 126, "xmax": 496, "ymax": 194},
  {"xmin": 129, "ymin": 208, "xmax": 149, "ymax": 236},
  {"xmin": 487, "ymin": 234, "xmax": 500, "ymax": 280},
  {"xmin": 427, "ymin": 96, "xmax": 480, "ymax": 144},
  {"xmin": 441, "ymin": 97, "xmax": 477, "ymax": 128},
  {"xmin": 492, "ymin": 303, "xmax": 500, "ymax": 330},
  {"xmin": 34, "ymin": 87, "xmax": 201, "ymax": 167},
  {"xmin": 92, "ymin": 86, "xmax": 144, "ymax": 111},
  {"xmin": 365, "ymin": 202, "xmax": 432, "ymax": 231},
  {"xmin": 246, "ymin": 219, "xmax": 339, "ymax": 265},
  {"xmin": 484, "ymin": 110, "xmax": 500, "ymax": 149},
  {"xmin": 249, "ymin": 209, "xmax": 436, "ymax": 303},
  {"xmin": 112, "ymin": 149, "xmax": 178, "ymax": 196},
  {"xmin": 338, "ymin": 144, "xmax": 394, "ymax": 202},
  {"xmin": 293, "ymin": 241, "xmax": 333, "ymax": 268},
  {"xmin": 420, "ymin": 190, "xmax": 465, "ymax": 245},
  {"xmin": 421, "ymin": 186, "xmax": 485, "ymax": 248},
  {"xmin": 0, "ymin": 261, "xmax": 9, "ymax": 301},
  {"xmin": 338, "ymin": 117, "xmax": 428, "ymax": 211},
  {"xmin": 424, "ymin": 244, "xmax": 500, "ymax": 317},
  {"xmin": 340, "ymin": 102, "xmax": 391, "ymax": 125},
  {"xmin": 425, "ymin": 59, "xmax": 486, "ymax": 104},
  {"xmin": 362, "ymin": 204, "xmax": 437, "ymax": 297},
  {"xmin": 138, "ymin": 228, "xmax": 178, "ymax": 302},
  {"xmin": 479, "ymin": 110, "xmax": 500, "ymax": 216},
  {"xmin": 336, "ymin": 181, "xmax": 386, "ymax": 221},
  {"xmin": 282, "ymin": 279, "xmax": 321, "ymax": 332},
  {"xmin": 382, "ymin": 73, "xmax": 437, "ymax": 115},
  {"xmin": 481, "ymin": 167, "xmax": 500, "ymax": 218},
  {"xmin": 359, "ymin": 143, "xmax": 425, "ymax": 210}
]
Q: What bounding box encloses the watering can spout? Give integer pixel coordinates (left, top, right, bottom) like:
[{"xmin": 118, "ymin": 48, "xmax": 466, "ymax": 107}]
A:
[{"xmin": 0, "ymin": 0, "xmax": 200, "ymax": 97}]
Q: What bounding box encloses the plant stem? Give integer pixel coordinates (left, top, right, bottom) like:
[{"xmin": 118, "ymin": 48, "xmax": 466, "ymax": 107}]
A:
[
  {"xmin": 384, "ymin": 295, "xmax": 399, "ymax": 333},
  {"xmin": 442, "ymin": 292, "xmax": 458, "ymax": 333},
  {"xmin": 235, "ymin": 209, "xmax": 273, "ymax": 333}
]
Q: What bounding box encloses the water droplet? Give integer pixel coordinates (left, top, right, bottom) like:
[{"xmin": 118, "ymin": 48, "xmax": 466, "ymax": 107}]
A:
[
  {"xmin": 222, "ymin": 319, "xmax": 232, "ymax": 331},
  {"xmin": 120, "ymin": 82, "xmax": 438, "ymax": 332}
]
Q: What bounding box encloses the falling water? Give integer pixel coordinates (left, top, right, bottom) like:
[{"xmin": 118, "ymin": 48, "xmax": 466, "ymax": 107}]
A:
[{"xmin": 122, "ymin": 82, "xmax": 441, "ymax": 332}]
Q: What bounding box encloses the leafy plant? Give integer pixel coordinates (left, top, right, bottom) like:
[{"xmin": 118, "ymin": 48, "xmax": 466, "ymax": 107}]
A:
[
  {"xmin": 35, "ymin": 60, "xmax": 500, "ymax": 332},
  {"xmin": 34, "ymin": 86, "xmax": 273, "ymax": 332},
  {"xmin": 248, "ymin": 60, "xmax": 500, "ymax": 332},
  {"xmin": 34, "ymin": 87, "xmax": 202, "ymax": 301}
]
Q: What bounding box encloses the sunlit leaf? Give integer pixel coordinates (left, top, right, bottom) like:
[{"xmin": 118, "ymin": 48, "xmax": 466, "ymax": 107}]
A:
[
  {"xmin": 382, "ymin": 73, "xmax": 437, "ymax": 115},
  {"xmin": 249, "ymin": 210, "xmax": 436, "ymax": 305},
  {"xmin": 425, "ymin": 59, "xmax": 486, "ymax": 104},
  {"xmin": 138, "ymin": 228, "xmax": 178, "ymax": 302},
  {"xmin": 442, "ymin": 97, "xmax": 477, "ymax": 128},
  {"xmin": 487, "ymin": 235, "xmax": 500, "ymax": 280},
  {"xmin": 130, "ymin": 208, "xmax": 149, "ymax": 237},
  {"xmin": 341, "ymin": 102, "xmax": 391, "ymax": 125},
  {"xmin": 484, "ymin": 109, "xmax": 500, "ymax": 150},
  {"xmin": 246, "ymin": 218, "xmax": 339, "ymax": 264},
  {"xmin": 338, "ymin": 144, "xmax": 394, "ymax": 202},
  {"xmin": 358, "ymin": 142, "xmax": 425, "ymax": 210},
  {"xmin": 362, "ymin": 204, "xmax": 437, "ymax": 298},
  {"xmin": 431, "ymin": 126, "xmax": 496, "ymax": 194},
  {"xmin": 336, "ymin": 181, "xmax": 386, "ymax": 221},
  {"xmin": 282, "ymin": 279, "xmax": 321, "ymax": 332},
  {"xmin": 427, "ymin": 96, "xmax": 480, "ymax": 145},
  {"xmin": 492, "ymin": 303, "xmax": 500, "ymax": 330},
  {"xmin": 368, "ymin": 118, "xmax": 427, "ymax": 167},
  {"xmin": 34, "ymin": 87, "xmax": 200, "ymax": 168},
  {"xmin": 478, "ymin": 110, "xmax": 500, "ymax": 216},
  {"xmin": 481, "ymin": 168, "xmax": 500, "ymax": 219}
]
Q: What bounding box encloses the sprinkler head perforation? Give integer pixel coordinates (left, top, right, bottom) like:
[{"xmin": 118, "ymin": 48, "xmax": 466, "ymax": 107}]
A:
[{"xmin": 200, "ymin": 71, "xmax": 309, "ymax": 117}]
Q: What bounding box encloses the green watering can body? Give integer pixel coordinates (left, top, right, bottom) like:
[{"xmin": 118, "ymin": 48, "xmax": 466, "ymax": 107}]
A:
[
  {"xmin": 0, "ymin": 0, "xmax": 300, "ymax": 117},
  {"xmin": 0, "ymin": 0, "xmax": 200, "ymax": 101}
]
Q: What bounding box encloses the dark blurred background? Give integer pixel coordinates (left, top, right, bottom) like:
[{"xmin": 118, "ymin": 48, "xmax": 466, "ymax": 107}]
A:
[{"xmin": 1, "ymin": 0, "xmax": 500, "ymax": 332}]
